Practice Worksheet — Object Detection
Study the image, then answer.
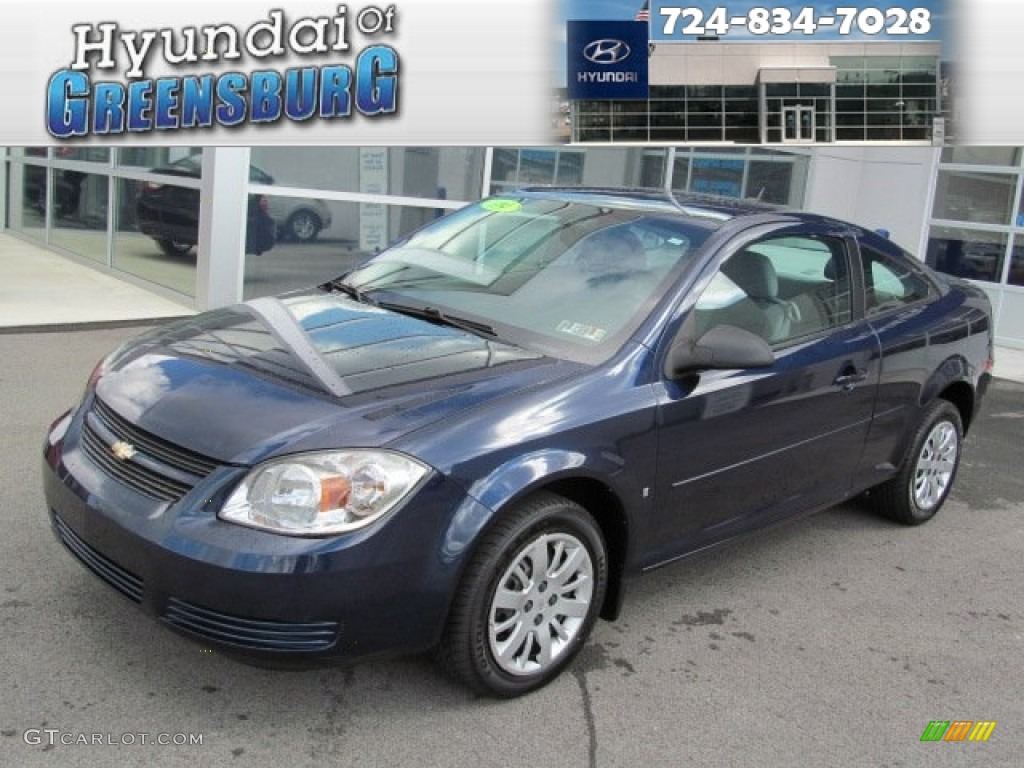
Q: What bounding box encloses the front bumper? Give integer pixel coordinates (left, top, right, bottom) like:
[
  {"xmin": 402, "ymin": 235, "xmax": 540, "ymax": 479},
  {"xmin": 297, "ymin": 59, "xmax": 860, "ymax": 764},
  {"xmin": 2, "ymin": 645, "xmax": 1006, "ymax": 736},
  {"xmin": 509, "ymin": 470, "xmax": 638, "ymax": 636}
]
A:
[{"xmin": 42, "ymin": 412, "xmax": 476, "ymax": 663}]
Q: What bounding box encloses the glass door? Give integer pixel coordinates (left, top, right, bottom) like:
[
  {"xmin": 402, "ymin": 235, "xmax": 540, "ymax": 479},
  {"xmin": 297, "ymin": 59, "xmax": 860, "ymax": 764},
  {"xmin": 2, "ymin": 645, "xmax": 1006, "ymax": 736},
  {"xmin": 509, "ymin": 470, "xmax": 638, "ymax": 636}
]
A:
[{"xmin": 782, "ymin": 105, "xmax": 815, "ymax": 143}]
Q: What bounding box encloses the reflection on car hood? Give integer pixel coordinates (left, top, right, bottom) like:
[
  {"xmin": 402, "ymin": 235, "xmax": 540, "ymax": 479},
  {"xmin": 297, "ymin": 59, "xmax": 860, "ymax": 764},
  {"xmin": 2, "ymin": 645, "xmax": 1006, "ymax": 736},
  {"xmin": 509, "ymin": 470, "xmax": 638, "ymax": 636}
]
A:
[{"xmin": 94, "ymin": 289, "xmax": 570, "ymax": 464}]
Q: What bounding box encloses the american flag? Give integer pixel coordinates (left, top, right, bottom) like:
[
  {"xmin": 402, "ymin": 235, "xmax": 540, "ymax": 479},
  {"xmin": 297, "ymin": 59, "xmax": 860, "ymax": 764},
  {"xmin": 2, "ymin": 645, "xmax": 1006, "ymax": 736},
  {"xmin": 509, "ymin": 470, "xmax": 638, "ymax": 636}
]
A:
[{"xmin": 635, "ymin": 1, "xmax": 650, "ymax": 22}]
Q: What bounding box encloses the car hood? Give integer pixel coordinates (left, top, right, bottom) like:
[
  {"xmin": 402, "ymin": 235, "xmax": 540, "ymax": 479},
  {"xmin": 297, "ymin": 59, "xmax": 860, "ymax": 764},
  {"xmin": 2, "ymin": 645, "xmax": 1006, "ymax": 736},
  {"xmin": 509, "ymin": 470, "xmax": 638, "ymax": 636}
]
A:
[{"xmin": 92, "ymin": 290, "xmax": 574, "ymax": 465}]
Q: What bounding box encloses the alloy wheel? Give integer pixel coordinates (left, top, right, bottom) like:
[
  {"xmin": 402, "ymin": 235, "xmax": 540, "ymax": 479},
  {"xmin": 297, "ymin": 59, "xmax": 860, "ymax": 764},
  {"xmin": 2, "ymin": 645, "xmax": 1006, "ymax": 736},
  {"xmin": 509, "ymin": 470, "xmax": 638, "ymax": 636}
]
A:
[
  {"xmin": 912, "ymin": 420, "xmax": 959, "ymax": 510},
  {"xmin": 487, "ymin": 532, "xmax": 594, "ymax": 676}
]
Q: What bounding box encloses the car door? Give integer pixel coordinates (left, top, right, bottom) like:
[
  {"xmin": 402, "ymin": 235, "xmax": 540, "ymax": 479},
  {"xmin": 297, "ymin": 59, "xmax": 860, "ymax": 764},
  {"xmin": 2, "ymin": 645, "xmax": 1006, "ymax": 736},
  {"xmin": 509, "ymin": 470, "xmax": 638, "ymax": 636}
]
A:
[
  {"xmin": 646, "ymin": 226, "xmax": 881, "ymax": 568},
  {"xmin": 849, "ymin": 237, "xmax": 941, "ymax": 491}
]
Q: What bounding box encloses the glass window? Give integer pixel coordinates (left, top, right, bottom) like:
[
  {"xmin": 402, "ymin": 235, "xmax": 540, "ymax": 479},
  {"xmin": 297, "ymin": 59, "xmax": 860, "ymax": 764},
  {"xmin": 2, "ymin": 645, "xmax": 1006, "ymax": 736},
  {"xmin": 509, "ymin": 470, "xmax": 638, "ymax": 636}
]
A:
[
  {"xmin": 1008, "ymin": 236, "xmax": 1024, "ymax": 286},
  {"xmin": 860, "ymin": 245, "xmax": 933, "ymax": 315},
  {"xmin": 686, "ymin": 85, "xmax": 721, "ymax": 99},
  {"xmin": 52, "ymin": 172, "xmax": 109, "ymax": 263},
  {"xmin": 651, "ymin": 100, "xmax": 684, "ymax": 113},
  {"xmin": 724, "ymin": 86, "xmax": 757, "ymax": 99},
  {"xmin": 612, "ymin": 113, "xmax": 649, "ymax": 129},
  {"xmin": 248, "ymin": 148, "xmax": 483, "ymax": 202},
  {"xmin": 765, "ymin": 84, "xmax": 799, "ymax": 98},
  {"xmin": 491, "ymin": 149, "xmax": 588, "ymax": 190},
  {"xmin": 797, "ymin": 83, "xmax": 830, "ymax": 98},
  {"xmin": 243, "ymin": 199, "xmax": 456, "ymax": 300},
  {"xmin": 688, "ymin": 99, "xmax": 721, "ymax": 114},
  {"xmin": 640, "ymin": 153, "xmax": 667, "ymax": 188},
  {"xmin": 831, "ymin": 56, "xmax": 865, "ymax": 70},
  {"xmin": 612, "ymin": 127, "xmax": 649, "ymax": 141},
  {"xmin": 901, "ymin": 56, "xmax": 937, "ymax": 73},
  {"xmin": 901, "ymin": 83, "xmax": 936, "ymax": 99},
  {"xmin": 926, "ymin": 227, "xmax": 1007, "ymax": 283},
  {"xmin": 612, "ymin": 101, "xmax": 648, "ymax": 114},
  {"xmin": 651, "ymin": 113, "xmax": 685, "ymax": 129},
  {"xmin": 113, "ymin": 178, "xmax": 197, "ymax": 297},
  {"xmin": 54, "ymin": 148, "xmax": 111, "ymax": 164},
  {"xmin": 577, "ymin": 127, "xmax": 611, "ymax": 142},
  {"xmin": 650, "ymin": 86, "xmax": 686, "ymax": 99},
  {"xmin": 342, "ymin": 197, "xmax": 714, "ymax": 364},
  {"xmin": 688, "ymin": 114, "xmax": 722, "ymax": 129},
  {"xmin": 692, "ymin": 235, "xmax": 851, "ymax": 345},
  {"xmin": 745, "ymin": 161, "xmax": 793, "ymax": 205},
  {"xmin": 689, "ymin": 156, "xmax": 744, "ymax": 197},
  {"xmin": 577, "ymin": 114, "xmax": 611, "ymax": 129},
  {"xmin": 724, "ymin": 124, "xmax": 760, "ymax": 144},
  {"xmin": 18, "ymin": 162, "xmax": 47, "ymax": 242},
  {"xmin": 864, "ymin": 69, "xmax": 900, "ymax": 85},
  {"xmin": 556, "ymin": 153, "xmax": 584, "ymax": 185},
  {"xmin": 649, "ymin": 127, "xmax": 688, "ymax": 142},
  {"xmin": 932, "ymin": 171, "xmax": 1017, "ymax": 225},
  {"xmin": 941, "ymin": 147, "xmax": 1020, "ymax": 167},
  {"xmin": 117, "ymin": 148, "xmax": 199, "ymax": 168}
]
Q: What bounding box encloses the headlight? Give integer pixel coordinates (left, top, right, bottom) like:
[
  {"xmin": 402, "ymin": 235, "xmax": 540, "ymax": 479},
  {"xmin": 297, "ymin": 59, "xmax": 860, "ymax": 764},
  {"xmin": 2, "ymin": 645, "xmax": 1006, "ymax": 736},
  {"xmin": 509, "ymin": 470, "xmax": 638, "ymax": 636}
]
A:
[{"xmin": 219, "ymin": 451, "xmax": 430, "ymax": 537}]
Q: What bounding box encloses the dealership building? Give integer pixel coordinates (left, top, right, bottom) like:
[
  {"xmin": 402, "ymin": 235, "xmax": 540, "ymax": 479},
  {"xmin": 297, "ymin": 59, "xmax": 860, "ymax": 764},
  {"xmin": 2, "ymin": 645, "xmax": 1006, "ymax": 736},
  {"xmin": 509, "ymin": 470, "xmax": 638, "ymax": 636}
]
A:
[
  {"xmin": 573, "ymin": 40, "xmax": 944, "ymax": 144},
  {"xmin": 1, "ymin": 144, "xmax": 1021, "ymax": 347}
]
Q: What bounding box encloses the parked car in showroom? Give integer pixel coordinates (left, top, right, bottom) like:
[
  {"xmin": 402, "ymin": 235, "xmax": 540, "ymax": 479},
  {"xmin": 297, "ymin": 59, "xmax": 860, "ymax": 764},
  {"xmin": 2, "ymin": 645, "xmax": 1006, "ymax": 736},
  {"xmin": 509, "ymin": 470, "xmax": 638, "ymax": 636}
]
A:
[
  {"xmin": 135, "ymin": 156, "xmax": 332, "ymax": 257},
  {"xmin": 44, "ymin": 189, "xmax": 993, "ymax": 697},
  {"xmin": 248, "ymin": 164, "xmax": 334, "ymax": 243}
]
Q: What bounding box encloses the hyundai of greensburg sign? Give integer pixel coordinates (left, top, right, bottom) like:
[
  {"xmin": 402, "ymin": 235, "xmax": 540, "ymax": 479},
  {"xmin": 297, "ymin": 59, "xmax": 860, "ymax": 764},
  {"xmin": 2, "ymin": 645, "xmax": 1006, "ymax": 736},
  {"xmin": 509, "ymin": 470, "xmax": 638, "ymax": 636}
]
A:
[{"xmin": 567, "ymin": 20, "xmax": 649, "ymax": 100}]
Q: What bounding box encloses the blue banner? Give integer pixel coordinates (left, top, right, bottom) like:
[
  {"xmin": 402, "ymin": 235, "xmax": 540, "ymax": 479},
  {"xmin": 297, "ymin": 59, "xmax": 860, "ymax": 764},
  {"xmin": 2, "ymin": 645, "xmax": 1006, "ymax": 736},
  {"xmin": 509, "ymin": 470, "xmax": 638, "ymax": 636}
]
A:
[{"xmin": 567, "ymin": 20, "xmax": 650, "ymax": 100}]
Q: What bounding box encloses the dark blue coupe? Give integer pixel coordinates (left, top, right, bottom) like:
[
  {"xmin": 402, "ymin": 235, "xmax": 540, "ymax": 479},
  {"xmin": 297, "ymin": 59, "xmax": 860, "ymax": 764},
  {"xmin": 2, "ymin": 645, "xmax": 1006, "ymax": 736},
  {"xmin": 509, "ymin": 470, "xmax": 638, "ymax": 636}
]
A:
[{"xmin": 43, "ymin": 189, "xmax": 994, "ymax": 697}]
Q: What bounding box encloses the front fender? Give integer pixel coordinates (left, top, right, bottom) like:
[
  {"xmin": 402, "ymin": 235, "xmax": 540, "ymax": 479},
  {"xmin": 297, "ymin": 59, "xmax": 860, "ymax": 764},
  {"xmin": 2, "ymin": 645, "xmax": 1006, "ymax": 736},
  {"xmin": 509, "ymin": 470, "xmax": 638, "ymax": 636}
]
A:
[{"xmin": 440, "ymin": 448, "xmax": 632, "ymax": 564}]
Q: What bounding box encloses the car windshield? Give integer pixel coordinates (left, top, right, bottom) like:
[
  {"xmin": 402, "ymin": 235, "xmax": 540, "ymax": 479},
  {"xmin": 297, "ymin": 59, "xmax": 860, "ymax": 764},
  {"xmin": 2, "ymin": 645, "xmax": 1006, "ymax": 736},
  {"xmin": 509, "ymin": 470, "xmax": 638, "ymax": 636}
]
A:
[{"xmin": 342, "ymin": 196, "xmax": 714, "ymax": 364}]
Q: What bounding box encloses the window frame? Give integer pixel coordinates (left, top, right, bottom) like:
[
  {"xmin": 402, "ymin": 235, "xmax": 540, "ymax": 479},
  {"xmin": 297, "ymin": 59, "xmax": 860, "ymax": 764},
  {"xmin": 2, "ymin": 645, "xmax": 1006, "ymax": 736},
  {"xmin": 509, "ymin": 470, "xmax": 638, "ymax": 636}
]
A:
[
  {"xmin": 686, "ymin": 229, "xmax": 859, "ymax": 351},
  {"xmin": 854, "ymin": 239, "xmax": 938, "ymax": 319}
]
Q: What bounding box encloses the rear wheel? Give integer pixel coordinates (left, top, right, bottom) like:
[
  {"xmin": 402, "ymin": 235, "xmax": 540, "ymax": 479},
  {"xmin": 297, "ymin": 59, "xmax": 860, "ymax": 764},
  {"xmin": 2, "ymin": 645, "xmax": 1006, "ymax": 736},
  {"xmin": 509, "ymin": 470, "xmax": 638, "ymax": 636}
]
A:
[
  {"xmin": 871, "ymin": 400, "xmax": 963, "ymax": 525},
  {"xmin": 156, "ymin": 238, "xmax": 192, "ymax": 257},
  {"xmin": 438, "ymin": 492, "xmax": 607, "ymax": 697}
]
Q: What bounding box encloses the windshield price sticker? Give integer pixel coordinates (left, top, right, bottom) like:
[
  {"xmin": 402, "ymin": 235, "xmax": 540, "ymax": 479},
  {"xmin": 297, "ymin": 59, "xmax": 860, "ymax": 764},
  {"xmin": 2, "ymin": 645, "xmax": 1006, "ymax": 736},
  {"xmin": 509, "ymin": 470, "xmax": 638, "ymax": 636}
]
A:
[{"xmin": 658, "ymin": 6, "xmax": 932, "ymax": 37}]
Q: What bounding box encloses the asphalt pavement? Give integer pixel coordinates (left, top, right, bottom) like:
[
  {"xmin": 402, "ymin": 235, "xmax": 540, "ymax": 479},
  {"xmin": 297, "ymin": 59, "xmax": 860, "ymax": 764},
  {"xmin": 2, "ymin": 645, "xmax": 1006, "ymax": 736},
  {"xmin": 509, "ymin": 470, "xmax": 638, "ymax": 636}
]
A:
[{"xmin": 1, "ymin": 326, "xmax": 1021, "ymax": 768}]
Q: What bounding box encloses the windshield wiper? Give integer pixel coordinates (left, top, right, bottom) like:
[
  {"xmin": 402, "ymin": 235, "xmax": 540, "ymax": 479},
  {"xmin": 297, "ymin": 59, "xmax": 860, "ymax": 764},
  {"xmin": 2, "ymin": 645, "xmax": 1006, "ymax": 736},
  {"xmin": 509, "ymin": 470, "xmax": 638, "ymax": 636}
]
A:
[
  {"xmin": 325, "ymin": 278, "xmax": 373, "ymax": 304},
  {"xmin": 376, "ymin": 300, "xmax": 498, "ymax": 339}
]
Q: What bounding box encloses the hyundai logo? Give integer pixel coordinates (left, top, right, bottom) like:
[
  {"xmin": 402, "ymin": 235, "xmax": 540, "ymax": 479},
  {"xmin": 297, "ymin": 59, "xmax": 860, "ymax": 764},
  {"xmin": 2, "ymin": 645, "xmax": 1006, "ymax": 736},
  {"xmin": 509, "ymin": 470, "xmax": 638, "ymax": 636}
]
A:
[{"xmin": 583, "ymin": 39, "xmax": 631, "ymax": 65}]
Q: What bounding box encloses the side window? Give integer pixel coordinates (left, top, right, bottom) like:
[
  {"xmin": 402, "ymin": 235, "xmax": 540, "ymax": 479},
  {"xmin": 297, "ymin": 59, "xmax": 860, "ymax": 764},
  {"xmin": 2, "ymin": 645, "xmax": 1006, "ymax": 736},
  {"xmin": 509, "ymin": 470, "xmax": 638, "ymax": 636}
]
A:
[
  {"xmin": 692, "ymin": 235, "xmax": 851, "ymax": 346},
  {"xmin": 860, "ymin": 244, "xmax": 933, "ymax": 316}
]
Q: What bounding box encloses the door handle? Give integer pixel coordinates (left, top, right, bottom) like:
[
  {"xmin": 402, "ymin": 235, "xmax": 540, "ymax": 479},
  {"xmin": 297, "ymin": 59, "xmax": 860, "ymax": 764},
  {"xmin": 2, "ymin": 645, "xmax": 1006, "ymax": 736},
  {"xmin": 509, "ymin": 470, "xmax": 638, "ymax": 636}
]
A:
[{"xmin": 833, "ymin": 368, "xmax": 868, "ymax": 392}]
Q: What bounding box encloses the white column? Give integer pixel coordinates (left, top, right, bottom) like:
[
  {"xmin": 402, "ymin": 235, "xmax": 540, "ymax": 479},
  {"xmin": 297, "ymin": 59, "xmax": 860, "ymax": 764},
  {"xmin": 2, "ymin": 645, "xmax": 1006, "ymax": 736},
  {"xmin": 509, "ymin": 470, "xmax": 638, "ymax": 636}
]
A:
[
  {"xmin": 195, "ymin": 147, "xmax": 250, "ymax": 310},
  {"xmin": 0, "ymin": 149, "xmax": 7, "ymax": 229}
]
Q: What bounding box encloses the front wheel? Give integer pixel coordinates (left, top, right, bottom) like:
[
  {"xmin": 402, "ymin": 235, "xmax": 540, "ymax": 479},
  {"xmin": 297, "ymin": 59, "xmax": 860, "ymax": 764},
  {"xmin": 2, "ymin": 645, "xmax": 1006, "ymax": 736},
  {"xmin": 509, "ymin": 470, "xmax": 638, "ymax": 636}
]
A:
[
  {"xmin": 871, "ymin": 400, "xmax": 963, "ymax": 525},
  {"xmin": 438, "ymin": 492, "xmax": 607, "ymax": 697},
  {"xmin": 285, "ymin": 210, "xmax": 322, "ymax": 242}
]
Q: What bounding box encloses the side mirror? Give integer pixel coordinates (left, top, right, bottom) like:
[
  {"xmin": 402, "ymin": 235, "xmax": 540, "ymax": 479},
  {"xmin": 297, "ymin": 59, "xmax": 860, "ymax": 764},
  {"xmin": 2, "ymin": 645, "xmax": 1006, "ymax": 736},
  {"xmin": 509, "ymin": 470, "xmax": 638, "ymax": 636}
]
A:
[{"xmin": 664, "ymin": 324, "xmax": 775, "ymax": 379}]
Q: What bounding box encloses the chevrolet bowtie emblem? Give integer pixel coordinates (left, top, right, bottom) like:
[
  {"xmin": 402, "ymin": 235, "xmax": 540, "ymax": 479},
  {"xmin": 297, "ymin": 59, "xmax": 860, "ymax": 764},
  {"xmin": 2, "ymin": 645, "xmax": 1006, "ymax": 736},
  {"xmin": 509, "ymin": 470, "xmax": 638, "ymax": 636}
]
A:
[{"xmin": 111, "ymin": 441, "xmax": 137, "ymax": 461}]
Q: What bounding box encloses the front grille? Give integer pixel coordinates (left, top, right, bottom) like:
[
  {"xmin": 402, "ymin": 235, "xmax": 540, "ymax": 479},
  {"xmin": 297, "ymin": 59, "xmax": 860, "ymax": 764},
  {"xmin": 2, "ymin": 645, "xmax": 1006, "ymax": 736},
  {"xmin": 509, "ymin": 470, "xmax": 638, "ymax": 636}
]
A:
[
  {"xmin": 162, "ymin": 598, "xmax": 339, "ymax": 652},
  {"xmin": 92, "ymin": 398, "xmax": 219, "ymax": 477},
  {"xmin": 53, "ymin": 514, "xmax": 144, "ymax": 603},
  {"xmin": 80, "ymin": 422, "xmax": 193, "ymax": 501},
  {"xmin": 80, "ymin": 398, "xmax": 220, "ymax": 502}
]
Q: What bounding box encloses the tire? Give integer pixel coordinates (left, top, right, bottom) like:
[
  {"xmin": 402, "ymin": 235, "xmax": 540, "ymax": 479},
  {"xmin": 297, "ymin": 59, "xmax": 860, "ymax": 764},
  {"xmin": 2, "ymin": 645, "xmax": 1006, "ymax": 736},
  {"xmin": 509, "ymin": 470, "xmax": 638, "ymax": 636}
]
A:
[
  {"xmin": 285, "ymin": 210, "xmax": 322, "ymax": 242},
  {"xmin": 438, "ymin": 492, "xmax": 608, "ymax": 698},
  {"xmin": 871, "ymin": 400, "xmax": 963, "ymax": 525},
  {"xmin": 156, "ymin": 238, "xmax": 193, "ymax": 257}
]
